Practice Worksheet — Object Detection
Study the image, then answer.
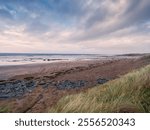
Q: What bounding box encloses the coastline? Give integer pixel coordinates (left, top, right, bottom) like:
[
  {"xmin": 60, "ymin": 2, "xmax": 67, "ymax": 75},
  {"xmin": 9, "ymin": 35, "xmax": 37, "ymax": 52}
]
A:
[
  {"xmin": 0, "ymin": 55, "xmax": 150, "ymax": 112},
  {"xmin": 0, "ymin": 59, "xmax": 103, "ymax": 80},
  {"xmin": 0, "ymin": 54, "xmax": 143, "ymax": 80}
]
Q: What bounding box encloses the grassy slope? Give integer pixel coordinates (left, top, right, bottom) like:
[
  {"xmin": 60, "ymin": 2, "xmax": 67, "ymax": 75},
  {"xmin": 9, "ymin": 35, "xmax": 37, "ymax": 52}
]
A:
[
  {"xmin": 49, "ymin": 65, "xmax": 150, "ymax": 113},
  {"xmin": 0, "ymin": 106, "xmax": 9, "ymax": 113}
]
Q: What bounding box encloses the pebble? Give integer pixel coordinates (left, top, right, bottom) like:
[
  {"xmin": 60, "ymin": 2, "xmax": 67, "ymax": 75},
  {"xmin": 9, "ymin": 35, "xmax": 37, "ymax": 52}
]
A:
[
  {"xmin": 0, "ymin": 77, "xmax": 109, "ymax": 98},
  {"xmin": 54, "ymin": 80, "xmax": 87, "ymax": 89},
  {"xmin": 0, "ymin": 80, "xmax": 36, "ymax": 99},
  {"xmin": 97, "ymin": 78, "xmax": 109, "ymax": 84}
]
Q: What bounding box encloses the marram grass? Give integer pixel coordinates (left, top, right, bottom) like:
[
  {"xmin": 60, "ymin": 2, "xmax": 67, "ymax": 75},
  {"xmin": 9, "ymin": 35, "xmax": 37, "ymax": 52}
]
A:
[{"xmin": 49, "ymin": 65, "xmax": 150, "ymax": 113}]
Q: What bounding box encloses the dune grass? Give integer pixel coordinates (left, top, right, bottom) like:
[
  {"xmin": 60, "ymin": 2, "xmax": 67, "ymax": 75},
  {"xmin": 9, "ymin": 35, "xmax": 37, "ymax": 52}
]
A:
[
  {"xmin": 0, "ymin": 106, "xmax": 10, "ymax": 113},
  {"xmin": 49, "ymin": 65, "xmax": 150, "ymax": 113}
]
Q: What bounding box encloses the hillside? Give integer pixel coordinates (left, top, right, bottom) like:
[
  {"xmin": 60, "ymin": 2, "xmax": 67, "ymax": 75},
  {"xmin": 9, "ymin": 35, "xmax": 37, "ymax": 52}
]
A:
[{"xmin": 49, "ymin": 64, "xmax": 150, "ymax": 113}]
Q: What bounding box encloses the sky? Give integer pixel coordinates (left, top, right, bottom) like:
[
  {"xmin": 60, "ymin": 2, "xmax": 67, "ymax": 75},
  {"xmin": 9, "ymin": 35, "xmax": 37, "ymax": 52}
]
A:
[{"xmin": 0, "ymin": 0, "xmax": 150, "ymax": 54}]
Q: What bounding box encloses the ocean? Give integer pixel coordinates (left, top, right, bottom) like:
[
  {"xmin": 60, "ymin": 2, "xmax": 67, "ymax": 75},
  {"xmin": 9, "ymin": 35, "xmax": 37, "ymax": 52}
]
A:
[{"xmin": 0, "ymin": 53, "xmax": 108, "ymax": 66}]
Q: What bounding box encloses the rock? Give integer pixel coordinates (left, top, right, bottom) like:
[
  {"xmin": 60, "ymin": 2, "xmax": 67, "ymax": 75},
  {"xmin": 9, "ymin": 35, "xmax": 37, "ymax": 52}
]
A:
[
  {"xmin": 26, "ymin": 80, "xmax": 36, "ymax": 88},
  {"xmin": 55, "ymin": 80, "xmax": 87, "ymax": 89},
  {"xmin": 42, "ymin": 83, "xmax": 49, "ymax": 89},
  {"xmin": 39, "ymin": 81, "xmax": 46, "ymax": 85},
  {"xmin": 0, "ymin": 80, "xmax": 37, "ymax": 99},
  {"xmin": 97, "ymin": 78, "xmax": 109, "ymax": 84},
  {"xmin": 37, "ymin": 80, "xmax": 52, "ymax": 88}
]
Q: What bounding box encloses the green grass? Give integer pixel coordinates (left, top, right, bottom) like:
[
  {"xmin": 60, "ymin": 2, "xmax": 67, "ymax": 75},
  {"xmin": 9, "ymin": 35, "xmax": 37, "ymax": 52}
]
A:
[
  {"xmin": 49, "ymin": 65, "xmax": 150, "ymax": 113},
  {"xmin": 0, "ymin": 106, "xmax": 10, "ymax": 113}
]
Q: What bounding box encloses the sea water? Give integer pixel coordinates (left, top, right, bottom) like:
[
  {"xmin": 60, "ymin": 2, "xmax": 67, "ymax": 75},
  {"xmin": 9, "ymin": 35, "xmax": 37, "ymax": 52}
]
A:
[{"xmin": 0, "ymin": 53, "xmax": 108, "ymax": 66}]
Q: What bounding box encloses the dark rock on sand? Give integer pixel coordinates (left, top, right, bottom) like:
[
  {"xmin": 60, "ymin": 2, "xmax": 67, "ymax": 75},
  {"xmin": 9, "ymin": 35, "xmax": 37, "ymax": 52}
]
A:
[
  {"xmin": 38, "ymin": 80, "xmax": 50, "ymax": 88},
  {"xmin": 0, "ymin": 80, "xmax": 36, "ymax": 99},
  {"xmin": 39, "ymin": 81, "xmax": 46, "ymax": 86},
  {"xmin": 54, "ymin": 80, "xmax": 87, "ymax": 89},
  {"xmin": 97, "ymin": 78, "xmax": 109, "ymax": 84},
  {"xmin": 39, "ymin": 81, "xmax": 51, "ymax": 88},
  {"xmin": 0, "ymin": 76, "xmax": 108, "ymax": 99}
]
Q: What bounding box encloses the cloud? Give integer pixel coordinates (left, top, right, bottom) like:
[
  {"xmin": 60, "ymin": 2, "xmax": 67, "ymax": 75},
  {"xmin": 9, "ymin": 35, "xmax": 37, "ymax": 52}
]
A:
[
  {"xmin": 70, "ymin": 0, "xmax": 150, "ymax": 41},
  {"xmin": 0, "ymin": 8, "xmax": 13, "ymax": 19},
  {"xmin": 25, "ymin": 21, "xmax": 50, "ymax": 35},
  {"xmin": 0, "ymin": 0, "xmax": 150, "ymax": 54}
]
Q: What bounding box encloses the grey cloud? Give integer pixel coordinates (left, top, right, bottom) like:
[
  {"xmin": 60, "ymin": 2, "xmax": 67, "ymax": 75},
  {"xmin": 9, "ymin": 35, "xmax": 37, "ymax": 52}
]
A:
[
  {"xmin": 70, "ymin": 0, "xmax": 150, "ymax": 41},
  {"xmin": 0, "ymin": 0, "xmax": 150, "ymax": 54},
  {"xmin": 83, "ymin": 6, "xmax": 108, "ymax": 28},
  {"xmin": 122, "ymin": 0, "xmax": 150, "ymax": 25}
]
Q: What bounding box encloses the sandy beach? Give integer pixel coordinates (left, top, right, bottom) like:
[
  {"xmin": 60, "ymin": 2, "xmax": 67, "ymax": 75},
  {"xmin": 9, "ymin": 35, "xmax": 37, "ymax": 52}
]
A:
[
  {"xmin": 0, "ymin": 60, "xmax": 101, "ymax": 80},
  {"xmin": 0, "ymin": 55, "xmax": 150, "ymax": 112}
]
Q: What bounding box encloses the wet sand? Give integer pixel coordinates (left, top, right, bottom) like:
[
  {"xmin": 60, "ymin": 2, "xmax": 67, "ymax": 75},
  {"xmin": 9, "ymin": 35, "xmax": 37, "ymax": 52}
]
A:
[{"xmin": 0, "ymin": 60, "xmax": 103, "ymax": 80}]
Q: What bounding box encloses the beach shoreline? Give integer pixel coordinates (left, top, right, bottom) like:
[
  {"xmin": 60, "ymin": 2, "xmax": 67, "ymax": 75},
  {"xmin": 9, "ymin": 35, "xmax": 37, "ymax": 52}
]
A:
[
  {"xmin": 0, "ymin": 59, "xmax": 104, "ymax": 80},
  {"xmin": 0, "ymin": 55, "xmax": 150, "ymax": 112},
  {"xmin": 0, "ymin": 53, "xmax": 144, "ymax": 80}
]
